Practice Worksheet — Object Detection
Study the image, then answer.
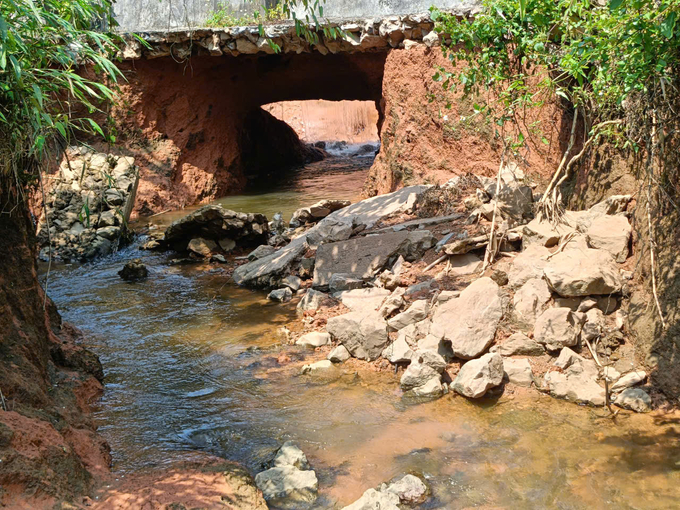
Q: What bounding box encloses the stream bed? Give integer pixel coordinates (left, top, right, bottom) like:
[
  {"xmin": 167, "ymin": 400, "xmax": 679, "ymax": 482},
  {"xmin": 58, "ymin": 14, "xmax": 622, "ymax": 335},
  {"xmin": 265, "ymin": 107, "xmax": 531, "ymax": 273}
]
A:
[{"xmin": 42, "ymin": 155, "xmax": 680, "ymax": 509}]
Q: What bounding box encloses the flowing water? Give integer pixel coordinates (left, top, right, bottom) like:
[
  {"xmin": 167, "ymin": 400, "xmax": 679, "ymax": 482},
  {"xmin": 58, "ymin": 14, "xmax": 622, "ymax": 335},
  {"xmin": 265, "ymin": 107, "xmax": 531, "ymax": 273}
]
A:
[{"xmin": 42, "ymin": 156, "xmax": 680, "ymax": 509}]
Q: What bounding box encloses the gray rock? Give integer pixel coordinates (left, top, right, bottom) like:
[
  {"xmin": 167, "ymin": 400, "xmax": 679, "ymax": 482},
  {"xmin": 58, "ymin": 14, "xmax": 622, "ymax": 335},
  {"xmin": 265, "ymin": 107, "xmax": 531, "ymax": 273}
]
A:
[
  {"xmin": 329, "ymin": 273, "xmax": 364, "ymax": 293},
  {"xmin": 268, "ymin": 287, "xmax": 293, "ymax": 303},
  {"xmin": 296, "ymin": 332, "xmax": 330, "ymax": 347},
  {"xmin": 544, "ymin": 249, "xmax": 623, "ymax": 297},
  {"xmin": 282, "ymin": 275, "xmax": 302, "ymax": 292},
  {"xmin": 498, "ymin": 333, "xmax": 545, "ymax": 356},
  {"xmin": 305, "ymin": 217, "xmax": 353, "ymax": 249},
  {"xmin": 298, "ymin": 256, "xmax": 315, "ymax": 279},
  {"xmin": 585, "ymin": 214, "xmax": 631, "ymax": 262},
  {"xmin": 533, "ymin": 307, "xmax": 583, "ymax": 351},
  {"xmin": 326, "ymin": 312, "xmax": 389, "ymax": 361},
  {"xmin": 291, "ymin": 199, "xmax": 351, "ymax": 226},
  {"xmin": 118, "ymin": 259, "xmax": 148, "ymax": 281},
  {"xmin": 513, "ymin": 277, "xmax": 552, "ymax": 324},
  {"xmin": 255, "ymin": 466, "xmax": 318, "ymax": 509},
  {"xmin": 273, "ymin": 441, "xmax": 310, "ymax": 470},
  {"xmin": 401, "ymin": 361, "xmax": 440, "ymax": 391},
  {"xmin": 435, "ymin": 232, "xmax": 455, "ymax": 253},
  {"xmin": 430, "ymin": 277, "xmax": 503, "ymax": 359},
  {"xmin": 96, "ymin": 226, "xmax": 120, "ymax": 240},
  {"xmin": 248, "ymin": 244, "xmax": 276, "ymax": 261},
  {"xmin": 495, "ymin": 181, "xmax": 534, "ymax": 224},
  {"xmin": 582, "ymin": 308, "xmax": 605, "ymax": 341},
  {"xmin": 97, "ymin": 209, "xmax": 120, "ymax": 228},
  {"xmin": 522, "ymin": 218, "xmax": 575, "ymax": 248},
  {"xmin": 381, "ymin": 334, "xmax": 416, "ymax": 364},
  {"xmin": 378, "ymin": 287, "xmax": 406, "ymax": 318},
  {"xmin": 342, "ymin": 488, "xmax": 400, "ymax": 510},
  {"xmin": 312, "ymin": 230, "xmax": 434, "ymax": 288},
  {"xmin": 297, "ymin": 289, "xmax": 328, "ymax": 313},
  {"xmin": 405, "ymin": 279, "xmax": 437, "ymax": 295},
  {"xmin": 508, "ymin": 245, "xmax": 551, "ymax": 288},
  {"xmin": 384, "ymin": 474, "xmax": 428, "ymax": 505},
  {"xmin": 327, "ymin": 344, "xmax": 351, "ymax": 363},
  {"xmin": 218, "ymin": 238, "xmax": 236, "ymax": 253},
  {"xmin": 233, "ymin": 237, "xmax": 308, "ymax": 288},
  {"xmin": 611, "ymin": 371, "xmax": 647, "ymax": 393},
  {"xmin": 452, "ymin": 353, "xmax": 504, "ymax": 398},
  {"xmin": 411, "ymin": 376, "xmax": 444, "ymax": 398},
  {"xmin": 187, "ymin": 237, "xmax": 217, "ymax": 257},
  {"xmin": 447, "ymin": 253, "xmax": 482, "ymax": 276},
  {"xmin": 614, "ymin": 387, "xmax": 652, "ymax": 412},
  {"xmin": 387, "ymin": 300, "xmax": 429, "ymax": 331},
  {"xmin": 542, "ymin": 347, "xmax": 604, "ymax": 406},
  {"xmin": 335, "ymin": 288, "xmax": 391, "ymax": 314},
  {"xmin": 503, "ymin": 358, "xmax": 534, "ymax": 387}
]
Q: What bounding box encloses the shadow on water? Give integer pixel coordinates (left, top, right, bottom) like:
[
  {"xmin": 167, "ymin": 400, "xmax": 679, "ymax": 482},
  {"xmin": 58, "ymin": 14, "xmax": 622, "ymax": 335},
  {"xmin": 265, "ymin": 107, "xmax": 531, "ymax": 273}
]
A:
[{"xmin": 41, "ymin": 156, "xmax": 680, "ymax": 509}]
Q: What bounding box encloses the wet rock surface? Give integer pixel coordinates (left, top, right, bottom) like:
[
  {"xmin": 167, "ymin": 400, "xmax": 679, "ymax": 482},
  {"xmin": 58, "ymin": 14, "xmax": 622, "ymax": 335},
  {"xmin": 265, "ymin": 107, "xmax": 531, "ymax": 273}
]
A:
[{"xmin": 118, "ymin": 259, "xmax": 149, "ymax": 281}]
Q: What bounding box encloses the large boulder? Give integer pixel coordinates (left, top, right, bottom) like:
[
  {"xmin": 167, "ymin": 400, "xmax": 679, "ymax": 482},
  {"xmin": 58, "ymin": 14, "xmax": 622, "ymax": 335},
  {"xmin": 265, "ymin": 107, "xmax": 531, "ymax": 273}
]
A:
[
  {"xmin": 541, "ymin": 347, "xmax": 604, "ymax": 406},
  {"xmin": 452, "ymin": 352, "xmax": 504, "ymax": 398},
  {"xmin": 312, "ymin": 230, "xmax": 434, "ymax": 288},
  {"xmin": 430, "ymin": 278, "xmax": 503, "ymax": 359},
  {"xmin": 164, "ymin": 205, "xmax": 268, "ymax": 251},
  {"xmin": 533, "ymin": 307, "xmax": 583, "ymax": 352},
  {"xmin": 233, "ymin": 237, "xmax": 308, "ymax": 288},
  {"xmin": 326, "ymin": 312, "xmax": 389, "ymax": 361},
  {"xmin": 543, "ymin": 249, "xmax": 623, "ymax": 297}
]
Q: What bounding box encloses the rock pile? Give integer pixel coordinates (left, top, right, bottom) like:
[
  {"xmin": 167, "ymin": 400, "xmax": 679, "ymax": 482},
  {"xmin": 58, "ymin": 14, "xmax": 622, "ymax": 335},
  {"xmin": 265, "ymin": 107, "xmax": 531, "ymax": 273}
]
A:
[
  {"xmin": 162, "ymin": 205, "xmax": 269, "ymax": 257},
  {"xmin": 36, "ymin": 147, "xmax": 139, "ymax": 262}
]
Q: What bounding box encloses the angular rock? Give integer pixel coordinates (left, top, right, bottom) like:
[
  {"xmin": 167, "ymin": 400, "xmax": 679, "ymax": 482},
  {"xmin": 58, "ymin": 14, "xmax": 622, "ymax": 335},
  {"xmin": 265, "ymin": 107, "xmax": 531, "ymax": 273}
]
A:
[
  {"xmin": 342, "ymin": 488, "xmax": 399, "ymax": 510},
  {"xmin": 305, "ymin": 217, "xmax": 353, "ymax": 249},
  {"xmin": 313, "ymin": 230, "xmax": 434, "ymax": 288},
  {"xmin": 233, "ymin": 237, "xmax": 308, "ymax": 288},
  {"xmin": 381, "ymin": 335, "xmax": 416, "ymax": 364},
  {"xmin": 328, "ymin": 344, "xmax": 351, "ymax": 363},
  {"xmin": 255, "ymin": 466, "xmax": 318, "ymax": 509},
  {"xmin": 384, "ymin": 474, "xmax": 428, "ymax": 505},
  {"xmin": 96, "ymin": 226, "xmax": 120, "ymax": 240},
  {"xmin": 614, "ymin": 387, "xmax": 651, "ymax": 413},
  {"xmin": 533, "ymin": 307, "xmax": 583, "ymax": 351},
  {"xmin": 411, "ymin": 376, "xmax": 444, "ymax": 398},
  {"xmin": 326, "ymin": 312, "xmax": 389, "ymax": 361},
  {"xmin": 589, "ymin": 195, "xmax": 632, "ymax": 216},
  {"xmin": 401, "ymin": 361, "xmax": 439, "ymax": 391},
  {"xmin": 498, "ymin": 333, "xmax": 545, "ymax": 356},
  {"xmin": 297, "ymin": 289, "xmax": 328, "ymax": 313},
  {"xmin": 582, "ymin": 308, "xmax": 605, "ymax": 341},
  {"xmin": 268, "ymin": 287, "xmax": 293, "ymax": 303},
  {"xmin": 281, "ymin": 275, "xmax": 302, "ymax": 292},
  {"xmin": 296, "ymin": 332, "xmax": 330, "ymax": 348},
  {"xmin": 248, "ymin": 244, "xmax": 276, "ymax": 261},
  {"xmin": 544, "ymin": 249, "xmax": 623, "ymax": 297},
  {"xmin": 378, "ymin": 287, "xmax": 406, "ymax": 318},
  {"xmin": 447, "ymin": 253, "xmax": 482, "ymax": 276},
  {"xmin": 542, "ymin": 347, "xmax": 604, "ymax": 406},
  {"xmin": 335, "ymin": 288, "xmax": 391, "ymax": 314},
  {"xmin": 611, "ymin": 371, "xmax": 646, "ymax": 393},
  {"xmin": 387, "ymin": 300, "xmax": 429, "ymax": 331},
  {"xmin": 508, "ymin": 244, "xmax": 551, "ymax": 288},
  {"xmin": 513, "ymin": 278, "xmax": 552, "ymax": 324},
  {"xmin": 522, "ymin": 218, "xmax": 575, "ymax": 248},
  {"xmin": 503, "ymin": 358, "xmax": 534, "ymax": 387},
  {"xmin": 291, "ymin": 199, "xmax": 351, "ymax": 226},
  {"xmin": 329, "ymin": 273, "xmax": 364, "ymax": 293},
  {"xmin": 452, "ymin": 353, "xmax": 504, "ymax": 398},
  {"xmin": 218, "ymin": 238, "xmax": 236, "ymax": 253},
  {"xmin": 430, "ymin": 278, "xmax": 503, "ymax": 359},
  {"xmin": 495, "ymin": 181, "xmax": 534, "ymax": 224},
  {"xmin": 585, "ymin": 214, "xmax": 631, "ymax": 263},
  {"xmin": 187, "ymin": 237, "xmax": 217, "ymax": 257}
]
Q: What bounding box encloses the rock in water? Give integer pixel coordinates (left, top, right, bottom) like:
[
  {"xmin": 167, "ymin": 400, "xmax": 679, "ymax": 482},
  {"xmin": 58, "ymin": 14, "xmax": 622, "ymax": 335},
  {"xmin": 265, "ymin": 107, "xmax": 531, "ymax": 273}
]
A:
[
  {"xmin": 543, "ymin": 249, "xmax": 623, "ymax": 297},
  {"xmin": 164, "ymin": 205, "xmax": 269, "ymax": 252},
  {"xmin": 430, "ymin": 277, "xmax": 503, "ymax": 359},
  {"xmin": 296, "ymin": 332, "xmax": 330, "ymax": 347},
  {"xmin": 273, "ymin": 441, "xmax": 310, "ymax": 470},
  {"xmin": 614, "ymin": 388, "xmax": 652, "ymax": 413},
  {"xmin": 118, "ymin": 259, "xmax": 148, "ymax": 281},
  {"xmin": 384, "ymin": 474, "xmax": 428, "ymax": 505},
  {"xmin": 187, "ymin": 237, "xmax": 217, "ymax": 257},
  {"xmin": 254, "ymin": 466, "xmax": 318, "ymax": 509},
  {"xmin": 452, "ymin": 353, "xmax": 504, "ymax": 398},
  {"xmin": 327, "ymin": 344, "xmax": 351, "ymax": 363},
  {"xmin": 342, "ymin": 488, "xmax": 400, "ymax": 510}
]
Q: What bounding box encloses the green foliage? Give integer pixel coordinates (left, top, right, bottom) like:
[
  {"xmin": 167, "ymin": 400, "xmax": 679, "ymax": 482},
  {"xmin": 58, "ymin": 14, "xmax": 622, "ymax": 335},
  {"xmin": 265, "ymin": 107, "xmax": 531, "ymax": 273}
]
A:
[
  {"xmin": 205, "ymin": 2, "xmax": 286, "ymax": 28},
  {"xmin": 432, "ymin": 0, "xmax": 680, "ymax": 155},
  {"xmin": 0, "ymin": 0, "xmax": 122, "ymax": 186}
]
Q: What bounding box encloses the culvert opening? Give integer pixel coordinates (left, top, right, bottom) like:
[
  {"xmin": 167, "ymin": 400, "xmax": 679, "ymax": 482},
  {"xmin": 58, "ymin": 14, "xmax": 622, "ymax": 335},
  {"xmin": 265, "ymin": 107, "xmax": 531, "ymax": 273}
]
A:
[{"xmin": 240, "ymin": 99, "xmax": 381, "ymax": 198}]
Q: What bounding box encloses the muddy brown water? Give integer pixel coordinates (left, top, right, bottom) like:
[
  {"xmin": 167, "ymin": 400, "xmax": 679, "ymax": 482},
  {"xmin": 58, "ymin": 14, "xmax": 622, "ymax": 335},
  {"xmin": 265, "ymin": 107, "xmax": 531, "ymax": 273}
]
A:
[{"xmin": 42, "ymin": 155, "xmax": 680, "ymax": 509}]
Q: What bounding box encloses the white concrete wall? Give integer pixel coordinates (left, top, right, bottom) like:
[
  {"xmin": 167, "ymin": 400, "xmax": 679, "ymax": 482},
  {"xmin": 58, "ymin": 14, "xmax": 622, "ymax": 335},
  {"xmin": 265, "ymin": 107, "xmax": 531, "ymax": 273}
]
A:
[{"xmin": 113, "ymin": 0, "xmax": 478, "ymax": 32}]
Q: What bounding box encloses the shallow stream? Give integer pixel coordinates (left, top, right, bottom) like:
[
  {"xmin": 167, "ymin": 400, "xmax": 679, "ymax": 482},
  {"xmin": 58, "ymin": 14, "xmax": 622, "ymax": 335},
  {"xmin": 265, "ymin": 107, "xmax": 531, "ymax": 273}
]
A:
[{"xmin": 43, "ymin": 155, "xmax": 680, "ymax": 509}]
